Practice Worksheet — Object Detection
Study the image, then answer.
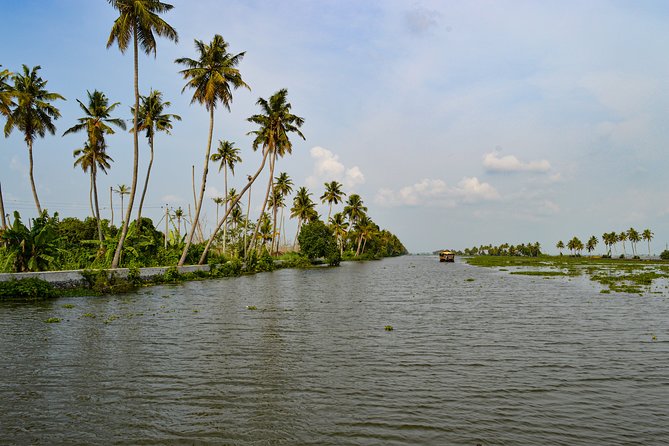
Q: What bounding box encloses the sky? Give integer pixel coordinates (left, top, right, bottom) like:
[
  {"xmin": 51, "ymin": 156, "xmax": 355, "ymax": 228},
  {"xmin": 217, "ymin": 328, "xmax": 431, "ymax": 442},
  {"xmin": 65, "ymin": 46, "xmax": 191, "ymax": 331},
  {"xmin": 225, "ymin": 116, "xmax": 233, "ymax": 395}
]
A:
[{"xmin": 1, "ymin": 0, "xmax": 669, "ymax": 254}]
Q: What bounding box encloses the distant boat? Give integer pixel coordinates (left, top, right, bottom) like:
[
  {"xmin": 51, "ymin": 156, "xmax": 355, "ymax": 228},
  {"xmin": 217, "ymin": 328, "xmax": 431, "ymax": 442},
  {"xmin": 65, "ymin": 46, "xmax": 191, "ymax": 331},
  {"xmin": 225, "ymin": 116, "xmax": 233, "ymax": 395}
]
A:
[{"xmin": 439, "ymin": 250, "xmax": 455, "ymax": 262}]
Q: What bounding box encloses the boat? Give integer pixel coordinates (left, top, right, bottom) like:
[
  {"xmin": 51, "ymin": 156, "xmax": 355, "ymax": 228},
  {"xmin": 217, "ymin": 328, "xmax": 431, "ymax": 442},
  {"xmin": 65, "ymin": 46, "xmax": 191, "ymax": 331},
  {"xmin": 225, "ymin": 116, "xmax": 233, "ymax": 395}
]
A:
[{"xmin": 439, "ymin": 250, "xmax": 455, "ymax": 262}]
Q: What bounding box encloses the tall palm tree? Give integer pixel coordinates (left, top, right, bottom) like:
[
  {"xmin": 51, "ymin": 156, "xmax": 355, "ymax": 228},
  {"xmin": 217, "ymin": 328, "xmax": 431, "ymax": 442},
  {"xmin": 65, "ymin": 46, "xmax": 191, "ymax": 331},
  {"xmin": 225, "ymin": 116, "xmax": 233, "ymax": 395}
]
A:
[
  {"xmin": 642, "ymin": 229, "xmax": 653, "ymax": 256},
  {"xmin": 627, "ymin": 228, "xmax": 641, "ymax": 257},
  {"xmin": 357, "ymin": 216, "xmax": 378, "ymax": 255},
  {"xmin": 556, "ymin": 240, "xmax": 564, "ymax": 256},
  {"xmin": 246, "ymin": 89, "xmax": 305, "ymax": 255},
  {"xmin": 290, "ymin": 186, "xmax": 315, "ymax": 249},
  {"xmin": 320, "ymin": 180, "xmax": 346, "ymax": 221},
  {"xmin": 329, "ymin": 212, "xmax": 349, "ymax": 256},
  {"xmin": 211, "ymin": 140, "xmax": 241, "ymax": 254},
  {"xmin": 175, "ymin": 34, "xmax": 248, "ymax": 266},
  {"xmin": 618, "ymin": 231, "xmax": 628, "ymax": 256},
  {"xmin": 114, "ymin": 184, "xmax": 131, "ymax": 221},
  {"xmin": 586, "ymin": 235, "xmax": 598, "ymax": 256},
  {"xmin": 107, "ymin": 0, "xmax": 178, "ymax": 268},
  {"xmin": 274, "ymin": 172, "xmax": 293, "ymax": 250},
  {"xmin": 212, "ymin": 196, "xmax": 224, "ymax": 224},
  {"xmin": 63, "ymin": 89, "xmax": 125, "ymax": 244},
  {"xmin": 73, "ymin": 143, "xmax": 114, "ymax": 246},
  {"xmin": 133, "ymin": 89, "xmax": 180, "ymax": 224},
  {"xmin": 0, "ymin": 65, "xmax": 15, "ymax": 119},
  {"xmin": 3, "ymin": 65, "xmax": 65, "ymax": 213},
  {"xmin": 174, "ymin": 206, "xmax": 183, "ymax": 240},
  {"xmin": 267, "ymin": 188, "xmax": 284, "ymax": 254}
]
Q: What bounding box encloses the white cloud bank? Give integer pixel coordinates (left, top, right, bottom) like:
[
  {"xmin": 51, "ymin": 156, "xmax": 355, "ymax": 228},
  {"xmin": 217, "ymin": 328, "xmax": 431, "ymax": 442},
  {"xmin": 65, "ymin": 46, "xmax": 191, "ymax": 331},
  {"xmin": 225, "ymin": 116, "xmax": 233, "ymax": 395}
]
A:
[
  {"xmin": 483, "ymin": 151, "xmax": 551, "ymax": 173},
  {"xmin": 375, "ymin": 177, "xmax": 499, "ymax": 207},
  {"xmin": 306, "ymin": 146, "xmax": 365, "ymax": 190}
]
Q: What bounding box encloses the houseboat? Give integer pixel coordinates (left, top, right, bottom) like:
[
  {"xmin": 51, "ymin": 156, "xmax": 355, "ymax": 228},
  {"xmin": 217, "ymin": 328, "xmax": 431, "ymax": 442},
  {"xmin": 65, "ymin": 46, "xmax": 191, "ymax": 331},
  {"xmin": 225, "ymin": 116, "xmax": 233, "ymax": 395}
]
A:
[{"xmin": 439, "ymin": 250, "xmax": 455, "ymax": 262}]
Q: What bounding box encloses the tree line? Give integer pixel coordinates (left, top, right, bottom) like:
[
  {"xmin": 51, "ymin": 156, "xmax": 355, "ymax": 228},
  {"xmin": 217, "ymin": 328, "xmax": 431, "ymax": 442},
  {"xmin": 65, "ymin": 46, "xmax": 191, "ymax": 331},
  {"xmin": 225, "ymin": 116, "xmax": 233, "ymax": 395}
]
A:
[
  {"xmin": 0, "ymin": 0, "xmax": 406, "ymax": 272},
  {"xmin": 556, "ymin": 228, "xmax": 654, "ymax": 257}
]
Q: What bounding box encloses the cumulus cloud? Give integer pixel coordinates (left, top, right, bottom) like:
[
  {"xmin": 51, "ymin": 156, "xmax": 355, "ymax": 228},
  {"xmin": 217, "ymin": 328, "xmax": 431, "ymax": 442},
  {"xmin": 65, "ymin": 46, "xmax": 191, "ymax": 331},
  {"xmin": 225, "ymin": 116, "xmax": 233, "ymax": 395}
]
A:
[
  {"xmin": 306, "ymin": 146, "xmax": 365, "ymax": 190},
  {"xmin": 375, "ymin": 176, "xmax": 499, "ymax": 207},
  {"xmin": 161, "ymin": 194, "xmax": 185, "ymax": 204},
  {"xmin": 483, "ymin": 151, "xmax": 551, "ymax": 173}
]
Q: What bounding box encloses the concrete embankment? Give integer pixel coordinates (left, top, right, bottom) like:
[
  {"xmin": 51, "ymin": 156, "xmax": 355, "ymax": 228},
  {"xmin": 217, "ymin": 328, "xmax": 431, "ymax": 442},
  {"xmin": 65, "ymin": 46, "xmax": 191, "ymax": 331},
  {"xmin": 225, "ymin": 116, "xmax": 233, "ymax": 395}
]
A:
[{"xmin": 0, "ymin": 265, "xmax": 211, "ymax": 289}]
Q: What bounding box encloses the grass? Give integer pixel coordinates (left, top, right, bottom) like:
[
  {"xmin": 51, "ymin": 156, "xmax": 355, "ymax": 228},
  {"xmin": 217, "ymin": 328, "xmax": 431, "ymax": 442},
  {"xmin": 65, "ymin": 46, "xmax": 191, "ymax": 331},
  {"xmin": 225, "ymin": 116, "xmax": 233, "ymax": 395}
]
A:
[{"xmin": 465, "ymin": 255, "xmax": 669, "ymax": 295}]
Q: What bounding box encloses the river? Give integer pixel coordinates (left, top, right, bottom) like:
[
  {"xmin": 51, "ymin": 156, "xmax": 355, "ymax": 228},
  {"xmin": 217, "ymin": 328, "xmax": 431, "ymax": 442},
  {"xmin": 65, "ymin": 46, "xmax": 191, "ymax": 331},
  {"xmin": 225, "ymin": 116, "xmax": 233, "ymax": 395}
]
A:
[{"xmin": 1, "ymin": 256, "xmax": 667, "ymax": 445}]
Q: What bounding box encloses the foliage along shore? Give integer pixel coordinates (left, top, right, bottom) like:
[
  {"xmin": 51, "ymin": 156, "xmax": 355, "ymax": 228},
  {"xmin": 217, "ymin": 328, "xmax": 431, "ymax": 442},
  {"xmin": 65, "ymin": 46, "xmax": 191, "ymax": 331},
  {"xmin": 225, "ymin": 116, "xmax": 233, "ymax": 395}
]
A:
[{"xmin": 464, "ymin": 255, "xmax": 669, "ymax": 296}]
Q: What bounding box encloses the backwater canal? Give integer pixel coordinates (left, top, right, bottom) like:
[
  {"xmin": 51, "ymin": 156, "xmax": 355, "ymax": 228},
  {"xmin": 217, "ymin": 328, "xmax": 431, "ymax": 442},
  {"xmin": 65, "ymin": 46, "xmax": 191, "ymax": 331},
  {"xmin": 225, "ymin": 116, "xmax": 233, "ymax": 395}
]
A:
[{"xmin": 1, "ymin": 255, "xmax": 668, "ymax": 445}]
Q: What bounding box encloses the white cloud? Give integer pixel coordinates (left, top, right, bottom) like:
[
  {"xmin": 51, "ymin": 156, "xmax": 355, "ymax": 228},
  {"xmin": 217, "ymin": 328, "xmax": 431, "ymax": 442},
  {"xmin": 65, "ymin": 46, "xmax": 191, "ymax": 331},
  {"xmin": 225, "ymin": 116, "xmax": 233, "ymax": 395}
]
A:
[
  {"xmin": 483, "ymin": 151, "xmax": 551, "ymax": 173},
  {"xmin": 404, "ymin": 6, "xmax": 442, "ymax": 35},
  {"xmin": 375, "ymin": 177, "xmax": 499, "ymax": 207},
  {"xmin": 161, "ymin": 194, "xmax": 185, "ymax": 204},
  {"xmin": 306, "ymin": 146, "xmax": 365, "ymax": 191},
  {"xmin": 205, "ymin": 185, "xmax": 224, "ymax": 199}
]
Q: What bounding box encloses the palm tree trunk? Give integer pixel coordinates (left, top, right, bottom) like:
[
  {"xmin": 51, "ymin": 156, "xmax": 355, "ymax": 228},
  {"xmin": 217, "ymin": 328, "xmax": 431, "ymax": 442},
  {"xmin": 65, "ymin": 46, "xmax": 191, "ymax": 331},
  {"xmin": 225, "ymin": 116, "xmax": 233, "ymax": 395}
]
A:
[
  {"xmin": 109, "ymin": 186, "xmax": 114, "ymax": 226},
  {"xmin": 179, "ymin": 107, "xmax": 215, "ymax": 266},
  {"xmin": 355, "ymin": 233, "xmax": 363, "ymax": 256},
  {"xmin": 198, "ymin": 148, "xmax": 270, "ymax": 265},
  {"xmin": 271, "ymin": 203, "xmax": 279, "ymax": 255},
  {"xmin": 243, "ymin": 185, "xmax": 251, "ymax": 260},
  {"xmin": 136, "ymin": 135, "xmax": 154, "ymax": 227},
  {"xmin": 248, "ymin": 149, "xmax": 275, "ymax": 255},
  {"xmin": 223, "ymin": 166, "xmax": 228, "ymax": 254},
  {"xmin": 111, "ymin": 29, "xmax": 140, "ymax": 269},
  {"xmin": 27, "ymin": 140, "xmax": 42, "ymax": 214},
  {"xmin": 91, "ymin": 167, "xmax": 104, "ymax": 249},
  {"xmin": 88, "ymin": 172, "xmax": 95, "ymax": 219},
  {"xmin": 0, "ymin": 182, "xmax": 6, "ymax": 230},
  {"xmin": 293, "ymin": 218, "xmax": 302, "ymax": 250}
]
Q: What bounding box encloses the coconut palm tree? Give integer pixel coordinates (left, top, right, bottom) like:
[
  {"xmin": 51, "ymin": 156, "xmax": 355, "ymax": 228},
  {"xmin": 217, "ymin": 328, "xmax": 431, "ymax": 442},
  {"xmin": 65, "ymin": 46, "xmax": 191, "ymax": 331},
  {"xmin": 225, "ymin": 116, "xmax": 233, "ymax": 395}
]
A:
[
  {"xmin": 133, "ymin": 89, "xmax": 180, "ymax": 225},
  {"xmin": 174, "ymin": 206, "xmax": 183, "ymax": 240},
  {"xmin": 273, "ymin": 172, "xmax": 293, "ymax": 250},
  {"xmin": 344, "ymin": 194, "xmax": 367, "ymax": 227},
  {"xmin": 63, "ymin": 89, "xmax": 125, "ymax": 242},
  {"xmin": 107, "ymin": 0, "xmax": 178, "ymax": 268},
  {"xmin": 618, "ymin": 231, "xmax": 628, "ymax": 256},
  {"xmin": 556, "ymin": 240, "xmax": 564, "ymax": 256},
  {"xmin": 175, "ymin": 34, "xmax": 248, "ymax": 266},
  {"xmin": 73, "ymin": 142, "xmax": 114, "ymax": 246},
  {"xmin": 642, "ymin": 229, "xmax": 653, "ymax": 256},
  {"xmin": 627, "ymin": 228, "xmax": 641, "ymax": 256},
  {"xmin": 3, "ymin": 65, "xmax": 65, "ymax": 214},
  {"xmin": 329, "ymin": 212, "xmax": 349, "ymax": 256},
  {"xmin": 212, "ymin": 196, "xmax": 224, "ymax": 225},
  {"xmin": 0, "ymin": 65, "xmax": 14, "ymax": 119},
  {"xmin": 357, "ymin": 216, "xmax": 378, "ymax": 255},
  {"xmin": 114, "ymin": 184, "xmax": 131, "ymax": 221},
  {"xmin": 267, "ymin": 188, "xmax": 284, "ymax": 254},
  {"xmin": 211, "ymin": 140, "xmax": 241, "ymax": 254},
  {"xmin": 245, "ymin": 89, "xmax": 305, "ymax": 255},
  {"xmin": 586, "ymin": 235, "xmax": 598, "ymax": 255},
  {"xmin": 320, "ymin": 180, "xmax": 346, "ymax": 222},
  {"xmin": 290, "ymin": 186, "xmax": 315, "ymax": 249}
]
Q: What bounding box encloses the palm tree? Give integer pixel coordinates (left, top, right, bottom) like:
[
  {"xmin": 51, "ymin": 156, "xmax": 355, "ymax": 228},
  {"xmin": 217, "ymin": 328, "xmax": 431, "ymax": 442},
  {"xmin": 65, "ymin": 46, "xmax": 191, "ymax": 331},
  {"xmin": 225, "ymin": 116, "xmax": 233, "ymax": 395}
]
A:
[
  {"xmin": 274, "ymin": 172, "xmax": 293, "ymax": 250},
  {"xmin": 267, "ymin": 188, "xmax": 284, "ymax": 254},
  {"xmin": 320, "ymin": 180, "xmax": 346, "ymax": 222},
  {"xmin": 63, "ymin": 89, "xmax": 125, "ymax": 243},
  {"xmin": 329, "ymin": 212, "xmax": 349, "ymax": 256},
  {"xmin": 642, "ymin": 229, "xmax": 653, "ymax": 256},
  {"xmin": 212, "ymin": 196, "xmax": 224, "ymax": 224},
  {"xmin": 133, "ymin": 89, "xmax": 180, "ymax": 225},
  {"xmin": 107, "ymin": 0, "xmax": 178, "ymax": 268},
  {"xmin": 556, "ymin": 240, "xmax": 564, "ymax": 256},
  {"xmin": 586, "ymin": 235, "xmax": 598, "ymax": 255},
  {"xmin": 245, "ymin": 89, "xmax": 305, "ymax": 255},
  {"xmin": 0, "ymin": 65, "xmax": 15, "ymax": 119},
  {"xmin": 175, "ymin": 34, "xmax": 248, "ymax": 266},
  {"xmin": 3, "ymin": 65, "xmax": 65, "ymax": 213},
  {"xmin": 618, "ymin": 231, "xmax": 628, "ymax": 256},
  {"xmin": 174, "ymin": 206, "xmax": 183, "ymax": 240},
  {"xmin": 114, "ymin": 184, "xmax": 131, "ymax": 221},
  {"xmin": 73, "ymin": 143, "xmax": 114, "ymax": 246},
  {"xmin": 290, "ymin": 186, "xmax": 315, "ymax": 249},
  {"xmin": 211, "ymin": 140, "xmax": 241, "ymax": 254},
  {"xmin": 357, "ymin": 216, "xmax": 378, "ymax": 255},
  {"xmin": 627, "ymin": 228, "xmax": 641, "ymax": 257}
]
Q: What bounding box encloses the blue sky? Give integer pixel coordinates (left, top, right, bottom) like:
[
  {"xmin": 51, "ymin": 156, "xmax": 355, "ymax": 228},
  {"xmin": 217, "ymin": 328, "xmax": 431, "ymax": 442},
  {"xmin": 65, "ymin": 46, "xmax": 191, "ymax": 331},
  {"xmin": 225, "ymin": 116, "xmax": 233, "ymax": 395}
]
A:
[{"xmin": 2, "ymin": 0, "xmax": 668, "ymax": 253}]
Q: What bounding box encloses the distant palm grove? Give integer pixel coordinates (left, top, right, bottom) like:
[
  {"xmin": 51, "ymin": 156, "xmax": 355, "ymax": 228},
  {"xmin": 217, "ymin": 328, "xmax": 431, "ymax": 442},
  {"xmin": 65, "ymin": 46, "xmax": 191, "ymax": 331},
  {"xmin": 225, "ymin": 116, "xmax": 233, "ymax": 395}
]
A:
[
  {"xmin": 0, "ymin": 0, "xmax": 406, "ymax": 273},
  {"xmin": 462, "ymin": 227, "xmax": 662, "ymax": 259}
]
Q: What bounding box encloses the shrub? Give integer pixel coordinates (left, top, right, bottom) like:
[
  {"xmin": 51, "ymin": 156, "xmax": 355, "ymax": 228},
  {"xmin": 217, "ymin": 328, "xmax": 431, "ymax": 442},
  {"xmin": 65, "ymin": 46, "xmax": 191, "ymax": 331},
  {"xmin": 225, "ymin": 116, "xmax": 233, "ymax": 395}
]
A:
[
  {"xmin": 162, "ymin": 266, "xmax": 182, "ymax": 282},
  {"xmin": 0, "ymin": 278, "xmax": 57, "ymax": 300},
  {"xmin": 298, "ymin": 220, "xmax": 340, "ymax": 266},
  {"xmin": 660, "ymin": 250, "xmax": 669, "ymax": 260}
]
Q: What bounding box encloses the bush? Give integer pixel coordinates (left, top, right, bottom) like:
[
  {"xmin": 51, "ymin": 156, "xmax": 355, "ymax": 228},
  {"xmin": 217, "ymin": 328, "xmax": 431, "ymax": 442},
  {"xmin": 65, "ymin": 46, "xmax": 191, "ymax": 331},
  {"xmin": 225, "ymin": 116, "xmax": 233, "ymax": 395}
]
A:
[
  {"xmin": 660, "ymin": 250, "xmax": 669, "ymax": 260},
  {"xmin": 0, "ymin": 278, "xmax": 56, "ymax": 300},
  {"xmin": 298, "ymin": 220, "xmax": 340, "ymax": 266}
]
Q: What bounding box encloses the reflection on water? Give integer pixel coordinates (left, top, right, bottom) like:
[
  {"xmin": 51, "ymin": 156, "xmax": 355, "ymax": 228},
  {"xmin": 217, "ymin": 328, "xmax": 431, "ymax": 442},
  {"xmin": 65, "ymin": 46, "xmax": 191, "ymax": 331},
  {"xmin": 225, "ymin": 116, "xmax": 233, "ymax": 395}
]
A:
[{"xmin": 1, "ymin": 256, "xmax": 668, "ymax": 445}]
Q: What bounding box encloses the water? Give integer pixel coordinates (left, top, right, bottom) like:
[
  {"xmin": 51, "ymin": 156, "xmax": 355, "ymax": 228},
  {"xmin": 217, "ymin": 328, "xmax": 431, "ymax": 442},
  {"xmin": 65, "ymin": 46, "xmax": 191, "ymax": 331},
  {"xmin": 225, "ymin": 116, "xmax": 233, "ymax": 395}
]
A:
[{"xmin": 1, "ymin": 256, "xmax": 668, "ymax": 445}]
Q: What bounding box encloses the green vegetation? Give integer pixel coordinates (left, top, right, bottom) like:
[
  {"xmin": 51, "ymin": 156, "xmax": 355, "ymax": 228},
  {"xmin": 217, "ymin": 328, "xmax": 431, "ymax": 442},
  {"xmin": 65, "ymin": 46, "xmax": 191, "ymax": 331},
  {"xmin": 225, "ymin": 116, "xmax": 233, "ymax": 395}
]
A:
[
  {"xmin": 384, "ymin": 325, "xmax": 393, "ymax": 331},
  {"xmin": 44, "ymin": 317, "xmax": 61, "ymax": 323},
  {"xmin": 0, "ymin": 278, "xmax": 56, "ymax": 300},
  {"xmin": 466, "ymin": 255, "xmax": 669, "ymax": 295}
]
